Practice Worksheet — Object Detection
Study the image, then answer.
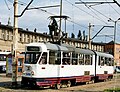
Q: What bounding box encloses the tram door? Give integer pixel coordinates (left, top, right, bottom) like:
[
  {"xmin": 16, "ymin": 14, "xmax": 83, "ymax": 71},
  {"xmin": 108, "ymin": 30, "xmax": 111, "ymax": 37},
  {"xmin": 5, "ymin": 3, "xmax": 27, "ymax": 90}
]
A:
[{"xmin": 17, "ymin": 56, "xmax": 24, "ymax": 76}]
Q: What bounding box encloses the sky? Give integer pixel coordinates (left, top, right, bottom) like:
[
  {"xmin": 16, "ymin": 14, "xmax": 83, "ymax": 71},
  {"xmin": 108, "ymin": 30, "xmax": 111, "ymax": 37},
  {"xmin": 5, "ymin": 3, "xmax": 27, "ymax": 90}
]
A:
[{"xmin": 0, "ymin": 0, "xmax": 120, "ymax": 43}]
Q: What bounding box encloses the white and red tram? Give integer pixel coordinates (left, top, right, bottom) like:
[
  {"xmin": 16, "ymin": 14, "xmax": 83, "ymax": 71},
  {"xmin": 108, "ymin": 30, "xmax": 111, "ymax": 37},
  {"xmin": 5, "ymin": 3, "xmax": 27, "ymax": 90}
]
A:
[{"xmin": 21, "ymin": 42, "xmax": 114, "ymax": 89}]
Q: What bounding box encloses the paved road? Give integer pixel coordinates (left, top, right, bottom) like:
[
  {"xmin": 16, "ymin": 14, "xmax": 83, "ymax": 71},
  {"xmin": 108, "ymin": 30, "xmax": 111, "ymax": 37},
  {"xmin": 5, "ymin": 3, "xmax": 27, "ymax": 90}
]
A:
[{"xmin": 0, "ymin": 73, "xmax": 120, "ymax": 92}]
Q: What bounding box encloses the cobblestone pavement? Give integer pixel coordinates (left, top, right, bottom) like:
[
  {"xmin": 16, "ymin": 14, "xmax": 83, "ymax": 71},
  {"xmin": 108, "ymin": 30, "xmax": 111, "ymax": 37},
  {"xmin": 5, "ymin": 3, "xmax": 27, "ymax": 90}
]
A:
[{"xmin": 0, "ymin": 73, "xmax": 120, "ymax": 92}]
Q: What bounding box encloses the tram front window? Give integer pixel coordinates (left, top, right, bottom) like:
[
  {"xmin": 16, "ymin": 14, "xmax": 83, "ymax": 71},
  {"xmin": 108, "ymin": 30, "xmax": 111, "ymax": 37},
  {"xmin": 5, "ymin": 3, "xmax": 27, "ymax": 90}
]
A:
[
  {"xmin": 0, "ymin": 55, "xmax": 6, "ymax": 61},
  {"xmin": 25, "ymin": 52, "xmax": 41, "ymax": 64}
]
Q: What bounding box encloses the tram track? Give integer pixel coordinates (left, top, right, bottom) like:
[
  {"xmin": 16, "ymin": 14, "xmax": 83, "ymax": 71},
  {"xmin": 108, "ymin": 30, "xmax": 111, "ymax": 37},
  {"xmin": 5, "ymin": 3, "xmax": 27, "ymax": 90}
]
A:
[
  {"xmin": 60, "ymin": 73, "xmax": 120, "ymax": 92},
  {"xmin": 0, "ymin": 73, "xmax": 120, "ymax": 92}
]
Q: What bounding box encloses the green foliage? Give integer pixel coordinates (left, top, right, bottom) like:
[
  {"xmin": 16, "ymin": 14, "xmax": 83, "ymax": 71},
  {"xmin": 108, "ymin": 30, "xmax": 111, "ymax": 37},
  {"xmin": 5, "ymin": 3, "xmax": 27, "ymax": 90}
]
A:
[{"xmin": 104, "ymin": 88, "xmax": 120, "ymax": 92}]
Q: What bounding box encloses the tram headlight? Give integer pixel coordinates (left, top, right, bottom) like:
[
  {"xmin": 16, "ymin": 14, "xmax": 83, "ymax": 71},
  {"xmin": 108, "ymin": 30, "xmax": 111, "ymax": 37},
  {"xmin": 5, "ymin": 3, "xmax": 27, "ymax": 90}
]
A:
[
  {"xmin": 22, "ymin": 71, "xmax": 26, "ymax": 75},
  {"xmin": 31, "ymin": 71, "xmax": 34, "ymax": 75}
]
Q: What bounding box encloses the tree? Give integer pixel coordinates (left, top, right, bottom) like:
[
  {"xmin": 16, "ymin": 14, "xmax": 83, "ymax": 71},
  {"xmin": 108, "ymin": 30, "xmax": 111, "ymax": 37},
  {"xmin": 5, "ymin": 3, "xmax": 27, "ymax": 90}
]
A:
[
  {"xmin": 71, "ymin": 33, "xmax": 75, "ymax": 38},
  {"xmin": 77, "ymin": 30, "xmax": 82, "ymax": 40},
  {"xmin": 83, "ymin": 30, "xmax": 85, "ymax": 41},
  {"xmin": 85, "ymin": 35, "xmax": 88, "ymax": 41}
]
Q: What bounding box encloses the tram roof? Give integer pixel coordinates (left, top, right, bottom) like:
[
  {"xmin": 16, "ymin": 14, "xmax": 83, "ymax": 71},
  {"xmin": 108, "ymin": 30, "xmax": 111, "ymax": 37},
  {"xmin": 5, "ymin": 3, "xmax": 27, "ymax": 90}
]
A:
[
  {"xmin": 75, "ymin": 48, "xmax": 95, "ymax": 55},
  {"xmin": 0, "ymin": 52, "xmax": 11, "ymax": 55},
  {"xmin": 46, "ymin": 43, "xmax": 68, "ymax": 51},
  {"xmin": 94, "ymin": 51, "xmax": 113, "ymax": 58},
  {"xmin": 26, "ymin": 42, "xmax": 68, "ymax": 51},
  {"xmin": 61, "ymin": 44, "xmax": 75, "ymax": 52},
  {"xmin": 62, "ymin": 44, "xmax": 94, "ymax": 54}
]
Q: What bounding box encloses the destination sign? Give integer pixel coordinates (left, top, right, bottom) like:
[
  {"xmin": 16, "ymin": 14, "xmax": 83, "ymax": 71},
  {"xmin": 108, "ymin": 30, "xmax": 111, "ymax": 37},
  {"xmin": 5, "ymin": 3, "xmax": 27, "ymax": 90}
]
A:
[{"xmin": 27, "ymin": 46, "xmax": 40, "ymax": 51}]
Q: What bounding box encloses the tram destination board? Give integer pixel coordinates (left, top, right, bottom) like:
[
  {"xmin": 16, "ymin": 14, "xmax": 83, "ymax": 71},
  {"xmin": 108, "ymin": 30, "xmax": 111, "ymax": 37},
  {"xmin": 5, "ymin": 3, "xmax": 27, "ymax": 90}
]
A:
[{"xmin": 27, "ymin": 46, "xmax": 40, "ymax": 51}]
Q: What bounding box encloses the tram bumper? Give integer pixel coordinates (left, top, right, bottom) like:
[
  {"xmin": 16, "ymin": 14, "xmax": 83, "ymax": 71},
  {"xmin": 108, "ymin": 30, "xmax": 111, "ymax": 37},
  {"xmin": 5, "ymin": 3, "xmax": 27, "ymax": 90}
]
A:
[
  {"xmin": 0, "ymin": 66, "xmax": 6, "ymax": 72},
  {"xmin": 21, "ymin": 77, "xmax": 53, "ymax": 87}
]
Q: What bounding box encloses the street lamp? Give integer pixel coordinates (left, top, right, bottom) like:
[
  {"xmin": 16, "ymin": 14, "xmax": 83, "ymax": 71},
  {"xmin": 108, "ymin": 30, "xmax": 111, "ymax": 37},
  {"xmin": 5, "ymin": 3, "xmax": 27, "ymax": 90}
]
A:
[
  {"xmin": 108, "ymin": 18, "xmax": 120, "ymax": 65},
  {"xmin": 108, "ymin": 18, "xmax": 120, "ymax": 44}
]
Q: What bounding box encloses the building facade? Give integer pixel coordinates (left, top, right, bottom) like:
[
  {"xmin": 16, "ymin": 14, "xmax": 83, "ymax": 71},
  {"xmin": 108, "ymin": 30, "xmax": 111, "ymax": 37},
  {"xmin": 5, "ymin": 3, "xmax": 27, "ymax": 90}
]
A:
[
  {"xmin": 105, "ymin": 41, "xmax": 120, "ymax": 66},
  {"xmin": 1, "ymin": 23, "xmax": 120, "ymax": 65},
  {"xmin": 0, "ymin": 23, "xmax": 105, "ymax": 53}
]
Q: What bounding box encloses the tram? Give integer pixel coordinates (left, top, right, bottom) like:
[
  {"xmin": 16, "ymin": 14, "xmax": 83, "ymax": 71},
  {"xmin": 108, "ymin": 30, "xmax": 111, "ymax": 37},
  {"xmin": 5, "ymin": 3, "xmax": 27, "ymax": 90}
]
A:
[
  {"xmin": 21, "ymin": 42, "xmax": 114, "ymax": 89},
  {"xmin": 0, "ymin": 52, "xmax": 11, "ymax": 72}
]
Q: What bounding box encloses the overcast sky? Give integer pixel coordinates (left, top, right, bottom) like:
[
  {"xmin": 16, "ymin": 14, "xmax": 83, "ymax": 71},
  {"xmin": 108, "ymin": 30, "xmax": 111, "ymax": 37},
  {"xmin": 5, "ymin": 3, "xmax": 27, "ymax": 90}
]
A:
[{"xmin": 0, "ymin": 0, "xmax": 120, "ymax": 43}]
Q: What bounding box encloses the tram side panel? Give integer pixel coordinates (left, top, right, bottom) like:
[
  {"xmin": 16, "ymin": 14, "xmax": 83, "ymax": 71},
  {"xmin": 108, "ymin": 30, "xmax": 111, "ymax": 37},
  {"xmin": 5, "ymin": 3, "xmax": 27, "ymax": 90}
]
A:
[
  {"xmin": 59, "ymin": 65, "xmax": 95, "ymax": 83},
  {"xmin": 95, "ymin": 55, "xmax": 114, "ymax": 80},
  {"xmin": 22, "ymin": 64, "xmax": 61, "ymax": 87},
  {"xmin": 59, "ymin": 55, "xmax": 96, "ymax": 83}
]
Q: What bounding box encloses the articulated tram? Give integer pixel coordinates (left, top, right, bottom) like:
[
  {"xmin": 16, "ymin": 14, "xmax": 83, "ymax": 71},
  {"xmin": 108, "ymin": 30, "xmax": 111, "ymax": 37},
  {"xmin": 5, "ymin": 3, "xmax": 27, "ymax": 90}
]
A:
[{"xmin": 21, "ymin": 42, "xmax": 114, "ymax": 89}]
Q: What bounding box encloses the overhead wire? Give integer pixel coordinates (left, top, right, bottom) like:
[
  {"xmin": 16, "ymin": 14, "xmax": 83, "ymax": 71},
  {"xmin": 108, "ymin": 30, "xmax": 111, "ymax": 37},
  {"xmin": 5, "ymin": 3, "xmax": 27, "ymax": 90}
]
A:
[
  {"xmin": 90, "ymin": 7, "xmax": 109, "ymax": 19},
  {"xmin": 67, "ymin": 19, "xmax": 88, "ymax": 29},
  {"xmin": 4, "ymin": 0, "xmax": 10, "ymax": 10},
  {"xmin": 104, "ymin": 0, "xmax": 120, "ymax": 43},
  {"xmin": 6, "ymin": 0, "xmax": 120, "ymax": 42},
  {"xmin": 76, "ymin": 0, "xmax": 120, "ymax": 42},
  {"xmin": 64, "ymin": 0, "xmax": 110, "ymax": 25},
  {"xmin": 8, "ymin": 0, "xmax": 110, "ymax": 31},
  {"xmin": 72, "ymin": 3, "xmax": 75, "ymax": 32},
  {"xmin": 7, "ymin": 0, "xmax": 13, "ymax": 4},
  {"xmin": 79, "ymin": 0, "xmax": 110, "ymax": 24},
  {"xmin": 19, "ymin": 0, "xmax": 89, "ymax": 30},
  {"xmin": 105, "ymin": 0, "xmax": 120, "ymax": 16},
  {"xmin": 7, "ymin": 0, "xmax": 87, "ymax": 32},
  {"xmin": 64, "ymin": 0, "xmax": 108, "ymax": 35},
  {"xmin": 8, "ymin": 0, "xmax": 57, "ymax": 16},
  {"xmin": 64, "ymin": 0, "xmax": 114, "ymax": 41}
]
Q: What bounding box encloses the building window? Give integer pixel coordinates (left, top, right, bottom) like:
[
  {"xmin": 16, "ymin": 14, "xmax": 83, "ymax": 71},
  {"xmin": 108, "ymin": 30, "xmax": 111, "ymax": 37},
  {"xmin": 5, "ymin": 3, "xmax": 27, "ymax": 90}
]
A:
[
  {"xmin": 85, "ymin": 55, "xmax": 92, "ymax": 65},
  {"xmin": 31, "ymin": 36, "xmax": 33, "ymax": 43},
  {"xmin": 9, "ymin": 32, "xmax": 13, "ymax": 41},
  {"xmin": 27, "ymin": 35, "xmax": 30, "ymax": 43},
  {"xmin": 6, "ymin": 32, "xmax": 9, "ymax": 40},
  {"xmin": 35, "ymin": 36, "xmax": 37, "ymax": 42},
  {"xmin": 24, "ymin": 34, "xmax": 26, "ymax": 42},
  {"xmin": 1, "ymin": 29, "xmax": 5, "ymax": 40},
  {"xmin": 79, "ymin": 54, "xmax": 84, "ymax": 65},
  {"xmin": 19, "ymin": 33, "xmax": 22, "ymax": 42},
  {"xmin": 11, "ymin": 34, "xmax": 13, "ymax": 40}
]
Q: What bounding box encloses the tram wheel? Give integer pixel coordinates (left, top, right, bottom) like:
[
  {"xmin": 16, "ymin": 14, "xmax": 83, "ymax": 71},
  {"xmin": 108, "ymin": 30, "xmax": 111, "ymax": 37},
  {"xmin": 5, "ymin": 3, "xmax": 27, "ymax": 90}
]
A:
[
  {"xmin": 55, "ymin": 83, "xmax": 61, "ymax": 89},
  {"xmin": 91, "ymin": 79, "xmax": 95, "ymax": 84},
  {"xmin": 67, "ymin": 81, "xmax": 71, "ymax": 87}
]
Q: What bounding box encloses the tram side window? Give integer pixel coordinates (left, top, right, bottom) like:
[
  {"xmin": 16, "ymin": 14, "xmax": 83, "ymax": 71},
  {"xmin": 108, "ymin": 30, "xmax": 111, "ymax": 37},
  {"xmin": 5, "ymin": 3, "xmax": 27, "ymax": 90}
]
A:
[
  {"xmin": 49, "ymin": 51, "xmax": 55, "ymax": 64},
  {"xmin": 105, "ymin": 57, "xmax": 108, "ymax": 66},
  {"xmin": 25, "ymin": 52, "xmax": 41, "ymax": 64},
  {"xmin": 105, "ymin": 57, "xmax": 113, "ymax": 66},
  {"xmin": 98, "ymin": 56, "xmax": 101, "ymax": 65},
  {"xmin": 79, "ymin": 54, "xmax": 84, "ymax": 65},
  {"xmin": 49, "ymin": 51, "xmax": 61, "ymax": 65},
  {"xmin": 85, "ymin": 55, "xmax": 92, "ymax": 65},
  {"xmin": 111, "ymin": 58, "xmax": 114, "ymax": 66},
  {"xmin": 39, "ymin": 52, "xmax": 47, "ymax": 64},
  {"xmin": 62, "ymin": 52, "xmax": 70, "ymax": 65},
  {"xmin": 55, "ymin": 51, "xmax": 61, "ymax": 65},
  {"xmin": 0, "ymin": 55, "xmax": 6, "ymax": 61},
  {"xmin": 72, "ymin": 53, "xmax": 78, "ymax": 65},
  {"xmin": 99, "ymin": 56, "xmax": 104, "ymax": 66}
]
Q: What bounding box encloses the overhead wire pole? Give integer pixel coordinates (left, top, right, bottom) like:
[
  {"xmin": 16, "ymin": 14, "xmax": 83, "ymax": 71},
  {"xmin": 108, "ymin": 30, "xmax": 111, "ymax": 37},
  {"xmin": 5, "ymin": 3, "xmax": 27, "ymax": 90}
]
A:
[
  {"xmin": 91, "ymin": 26, "xmax": 114, "ymax": 40},
  {"xmin": 108, "ymin": 17, "xmax": 120, "ymax": 92},
  {"xmin": 108, "ymin": 18, "xmax": 120, "ymax": 65},
  {"xmin": 114, "ymin": 21, "xmax": 117, "ymax": 62},
  {"xmin": 27, "ymin": 5, "xmax": 60, "ymax": 10},
  {"xmin": 59, "ymin": 0, "xmax": 62, "ymax": 45},
  {"xmin": 12, "ymin": 0, "xmax": 34, "ymax": 87},
  {"xmin": 88, "ymin": 25, "xmax": 114, "ymax": 50},
  {"xmin": 113, "ymin": 0, "xmax": 120, "ymax": 7},
  {"xmin": 75, "ymin": 1, "xmax": 114, "ymax": 4},
  {"xmin": 12, "ymin": 0, "xmax": 18, "ymax": 86},
  {"xmin": 88, "ymin": 23, "xmax": 94, "ymax": 49}
]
